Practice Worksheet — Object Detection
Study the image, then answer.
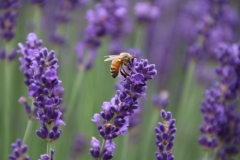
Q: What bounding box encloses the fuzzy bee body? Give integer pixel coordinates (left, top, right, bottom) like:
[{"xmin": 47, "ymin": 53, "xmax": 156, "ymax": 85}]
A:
[
  {"xmin": 110, "ymin": 59, "xmax": 121, "ymax": 78},
  {"xmin": 104, "ymin": 52, "xmax": 135, "ymax": 78}
]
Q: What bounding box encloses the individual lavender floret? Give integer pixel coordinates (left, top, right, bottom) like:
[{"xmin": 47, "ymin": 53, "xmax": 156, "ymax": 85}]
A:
[
  {"xmin": 39, "ymin": 149, "xmax": 55, "ymax": 160},
  {"xmin": 152, "ymin": 90, "xmax": 169, "ymax": 108},
  {"xmin": 89, "ymin": 137, "xmax": 100, "ymax": 158},
  {"xmin": 8, "ymin": 139, "xmax": 30, "ymax": 160},
  {"xmin": 91, "ymin": 58, "xmax": 157, "ymax": 159},
  {"xmin": 134, "ymin": 1, "xmax": 160, "ymax": 24},
  {"xmin": 0, "ymin": 0, "xmax": 20, "ymax": 41},
  {"xmin": 90, "ymin": 137, "xmax": 116, "ymax": 160},
  {"xmin": 18, "ymin": 96, "xmax": 36, "ymax": 118},
  {"xmin": 155, "ymin": 109, "xmax": 176, "ymax": 160}
]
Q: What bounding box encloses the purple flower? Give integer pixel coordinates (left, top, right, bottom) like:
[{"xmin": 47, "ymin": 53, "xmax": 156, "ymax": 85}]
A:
[
  {"xmin": 134, "ymin": 1, "xmax": 160, "ymax": 23},
  {"xmin": 214, "ymin": 43, "xmax": 240, "ymax": 100},
  {"xmin": 129, "ymin": 104, "xmax": 141, "ymax": 128},
  {"xmin": 39, "ymin": 149, "xmax": 55, "ymax": 160},
  {"xmin": 0, "ymin": 47, "xmax": 6, "ymax": 60},
  {"xmin": 102, "ymin": 140, "xmax": 116, "ymax": 160},
  {"xmin": 75, "ymin": 0, "xmax": 131, "ymax": 69},
  {"xmin": 0, "ymin": 47, "xmax": 17, "ymax": 61},
  {"xmin": 152, "ymin": 90, "xmax": 169, "ymax": 108},
  {"xmin": 8, "ymin": 139, "xmax": 30, "ymax": 160},
  {"xmin": 46, "ymin": 1, "xmax": 87, "ymax": 45},
  {"xmin": 90, "ymin": 57, "xmax": 157, "ymax": 159},
  {"xmin": 18, "ymin": 96, "xmax": 34, "ymax": 118},
  {"xmin": 89, "ymin": 137, "xmax": 101, "ymax": 158},
  {"xmin": 70, "ymin": 134, "xmax": 86, "ymax": 159},
  {"xmin": 90, "ymin": 137, "xmax": 116, "ymax": 160},
  {"xmin": 199, "ymin": 83, "xmax": 240, "ymax": 158},
  {"xmin": 49, "ymin": 33, "xmax": 66, "ymax": 46},
  {"xmin": 0, "ymin": 0, "xmax": 20, "ymax": 41},
  {"xmin": 155, "ymin": 110, "xmax": 176, "ymax": 160},
  {"xmin": 18, "ymin": 33, "xmax": 65, "ymax": 141},
  {"xmin": 199, "ymin": 84, "xmax": 222, "ymax": 149},
  {"xmin": 18, "ymin": 33, "xmax": 43, "ymax": 86},
  {"xmin": 199, "ymin": 43, "xmax": 240, "ymax": 159},
  {"xmin": 179, "ymin": 0, "xmax": 238, "ymax": 59}
]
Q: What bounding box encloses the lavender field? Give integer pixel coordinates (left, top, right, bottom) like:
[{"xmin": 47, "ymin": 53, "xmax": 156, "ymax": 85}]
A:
[{"xmin": 1, "ymin": 0, "xmax": 240, "ymax": 160}]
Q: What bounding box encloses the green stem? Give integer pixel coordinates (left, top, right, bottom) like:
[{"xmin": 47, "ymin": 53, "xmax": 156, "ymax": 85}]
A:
[
  {"xmin": 23, "ymin": 119, "xmax": 33, "ymax": 144},
  {"xmin": 174, "ymin": 60, "xmax": 199, "ymax": 159},
  {"xmin": 179, "ymin": 60, "xmax": 196, "ymax": 108},
  {"xmin": 134, "ymin": 25, "xmax": 144, "ymax": 48},
  {"xmin": 121, "ymin": 133, "xmax": 129, "ymax": 160},
  {"xmin": 3, "ymin": 60, "xmax": 11, "ymax": 159},
  {"xmin": 23, "ymin": 100, "xmax": 34, "ymax": 144},
  {"xmin": 99, "ymin": 138, "xmax": 106, "ymax": 160},
  {"xmin": 65, "ymin": 67, "xmax": 85, "ymax": 119},
  {"xmin": 3, "ymin": 42, "xmax": 14, "ymax": 158},
  {"xmin": 205, "ymin": 151, "xmax": 209, "ymax": 160},
  {"xmin": 33, "ymin": 6, "xmax": 41, "ymax": 36},
  {"xmin": 140, "ymin": 110, "xmax": 159, "ymax": 160},
  {"xmin": 47, "ymin": 123, "xmax": 52, "ymax": 155},
  {"xmin": 47, "ymin": 141, "xmax": 51, "ymax": 155}
]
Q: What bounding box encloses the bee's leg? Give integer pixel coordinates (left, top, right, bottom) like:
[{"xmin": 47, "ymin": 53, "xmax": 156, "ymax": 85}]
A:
[
  {"xmin": 120, "ymin": 69, "xmax": 127, "ymax": 78},
  {"xmin": 120, "ymin": 67, "xmax": 130, "ymax": 78},
  {"xmin": 122, "ymin": 67, "xmax": 130, "ymax": 77},
  {"xmin": 127, "ymin": 65, "xmax": 133, "ymax": 71}
]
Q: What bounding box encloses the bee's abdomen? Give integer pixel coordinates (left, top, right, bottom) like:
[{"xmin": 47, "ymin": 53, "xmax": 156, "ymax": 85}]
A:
[{"xmin": 110, "ymin": 59, "xmax": 121, "ymax": 78}]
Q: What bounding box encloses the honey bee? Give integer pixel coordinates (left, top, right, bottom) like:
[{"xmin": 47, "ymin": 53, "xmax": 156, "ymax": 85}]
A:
[{"xmin": 104, "ymin": 52, "xmax": 135, "ymax": 78}]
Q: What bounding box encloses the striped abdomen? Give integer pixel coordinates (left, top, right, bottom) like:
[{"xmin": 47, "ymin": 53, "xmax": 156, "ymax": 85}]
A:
[{"xmin": 110, "ymin": 59, "xmax": 121, "ymax": 78}]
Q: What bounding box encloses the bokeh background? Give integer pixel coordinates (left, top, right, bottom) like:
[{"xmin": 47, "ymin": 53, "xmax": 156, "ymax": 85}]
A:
[{"xmin": 1, "ymin": 0, "xmax": 240, "ymax": 160}]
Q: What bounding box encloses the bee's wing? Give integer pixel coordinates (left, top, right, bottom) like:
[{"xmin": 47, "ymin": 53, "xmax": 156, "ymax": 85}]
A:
[{"xmin": 104, "ymin": 55, "xmax": 122, "ymax": 61}]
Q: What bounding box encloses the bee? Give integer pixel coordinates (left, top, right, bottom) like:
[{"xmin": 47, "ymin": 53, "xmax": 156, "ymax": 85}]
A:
[{"xmin": 104, "ymin": 52, "xmax": 135, "ymax": 78}]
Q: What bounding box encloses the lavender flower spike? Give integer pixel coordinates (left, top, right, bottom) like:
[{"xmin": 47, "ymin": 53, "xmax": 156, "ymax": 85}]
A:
[
  {"xmin": 199, "ymin": 43, "xmax": 240, "ymax": 159},
  {"xmin": 0, "ymin": 0, "xmax": 20, "ymax": 41},
  {"xmin": 8, "ymin": 139, "xmax": 30, "ymax": 160},
  {"xmin": 90, "ymin": 58, "xmax": 157, "ymax": 159},
  {"xmin": 155, "ymin": 109, "xmax": 176, "ymax": 160},
  {"xmin": 18, "ymin": 33, "xmax": 65, "ymax": 142}
]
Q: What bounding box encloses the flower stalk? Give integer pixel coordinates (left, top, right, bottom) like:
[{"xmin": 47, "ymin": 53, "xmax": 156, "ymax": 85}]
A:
[{"xmin": 90, "ymin": 58, "xmax": 157, "ymax": 159}]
